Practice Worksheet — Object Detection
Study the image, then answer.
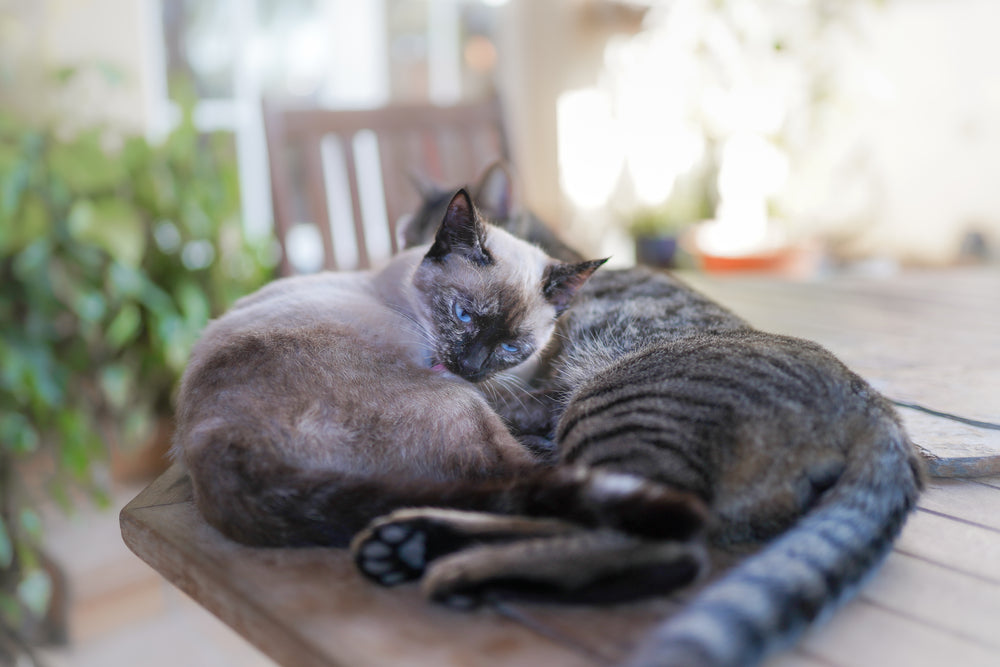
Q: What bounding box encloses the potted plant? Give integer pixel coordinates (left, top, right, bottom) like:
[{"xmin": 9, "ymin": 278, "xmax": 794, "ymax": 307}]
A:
[
  {"xmin": 0, "ymin": 74, "xmax": 274, "ymax": 662},
  {"xmin": 626, "ymin": 164, "xmax": 715, "ymax": 269}
]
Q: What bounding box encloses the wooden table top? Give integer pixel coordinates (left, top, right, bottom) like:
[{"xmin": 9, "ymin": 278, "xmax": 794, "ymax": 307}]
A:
[{"xmin": 120, "ymin": 267, "xmax": 1000, "ymax": 667}]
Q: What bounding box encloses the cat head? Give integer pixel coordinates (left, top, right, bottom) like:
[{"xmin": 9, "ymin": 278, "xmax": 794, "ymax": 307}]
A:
[
  {"xmin": 400, "ymin": 161, "xmax": 584, "ymax": 262},
  {"xmin": 413, "ymin": 189, "xmax": 605, "ymax": 382}
]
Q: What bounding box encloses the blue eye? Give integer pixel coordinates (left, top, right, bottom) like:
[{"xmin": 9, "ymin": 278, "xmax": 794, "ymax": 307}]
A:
[
  {"xmin": 501, "ymin": 342, "xmax": 519, "ymax": 353},
  {"xmin": 454, "ymin": 302, "xmax": 472, "ymax": 323}
]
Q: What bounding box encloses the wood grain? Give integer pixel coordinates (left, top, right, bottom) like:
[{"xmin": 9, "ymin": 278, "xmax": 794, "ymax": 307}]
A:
[{"xmin": 121, "ymin": 267, "xmax": 1000, "ymax": 666}]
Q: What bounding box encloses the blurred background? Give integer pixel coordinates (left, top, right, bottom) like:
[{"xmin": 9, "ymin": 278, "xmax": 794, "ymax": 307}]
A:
[{"xmin": 1, "ymin": 0, "xmax": 998, "ymax": 665}]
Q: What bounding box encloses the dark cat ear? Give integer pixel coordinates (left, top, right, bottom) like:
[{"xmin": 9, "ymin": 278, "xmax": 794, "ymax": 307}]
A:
[
  {"xmin": 472, "ymin": 161, "xmax": 513, "ymax": 222},
  {"xmin": 424, "ymin": 189, "xmax": 493, "ymax": 266},
  {"xmin": 408, "ymin": 169, "xmax": 442, "ymax": 199},
  {"xmin": 398, "ymin": 175, "xmax": 454, "ymax": 249},
  {"xmin": 542, "ymin": 258, "xmax": 608, "ymax": 315}
]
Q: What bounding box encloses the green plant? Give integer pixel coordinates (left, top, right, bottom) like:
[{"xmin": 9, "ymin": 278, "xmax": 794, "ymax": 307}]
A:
[
  {"xmin": 626, "ymin": 206, "xmax": 694, "ymax": 238},
  {"xmin": 0, "ymin": 78, "xmax": 274, "ymax": 658},
  {"xmin": 625, "ymin": 159, "xmax": 716, "ymax": 239}
]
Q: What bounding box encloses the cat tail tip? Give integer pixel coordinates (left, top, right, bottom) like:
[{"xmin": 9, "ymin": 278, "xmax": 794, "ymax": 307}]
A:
[{"xmin": 624, "ymin": 447, "xmax": 920, "ymax": 667}]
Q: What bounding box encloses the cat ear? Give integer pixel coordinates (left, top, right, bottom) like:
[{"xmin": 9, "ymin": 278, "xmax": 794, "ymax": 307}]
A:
[
  {"xmin": 542, "ymin": 258, "xmax": 608, "ymax": 315},
  {"xmin": 424, "ymin": 189, "xmax": 493, "ymax": 265},
  {"xmin": 397, "ymin": 176, "xmax": 454, "ymax": 249},
  {"xmin": 472, "ymin": 161, "xmax": 513, "ymax": 222},
  {"xmin": 408, "ymin": 170, "xmax": 442, "ymax": 199}
]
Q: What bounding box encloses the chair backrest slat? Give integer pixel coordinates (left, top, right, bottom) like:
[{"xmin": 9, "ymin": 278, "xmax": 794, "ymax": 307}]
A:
[{"xmin": 264, "ymin": 97, "xmax": 507, "ymax": 275}]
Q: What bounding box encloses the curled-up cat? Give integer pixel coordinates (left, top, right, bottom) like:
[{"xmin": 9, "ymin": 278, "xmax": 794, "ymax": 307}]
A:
[
  {"xmin": 171, "ymin": 189, "xmax": 663, "ymax": 547},
  {"xmin": 351, "ymin": 170, "xmax": 929, "ymax": 666}
]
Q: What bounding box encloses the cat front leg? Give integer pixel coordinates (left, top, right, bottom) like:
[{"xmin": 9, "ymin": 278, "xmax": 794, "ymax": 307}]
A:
[{"xmin": 351, "ymin": 508, "xmax": 578, "ymax": 587}]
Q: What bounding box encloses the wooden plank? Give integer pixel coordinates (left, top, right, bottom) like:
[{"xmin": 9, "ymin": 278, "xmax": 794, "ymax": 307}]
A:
[
  {"xmin": 797, "ymin": 599, "xmax": 999, "ymax": 667},
  {"xmin": 120, "ymin": 478, "xmax": 595, "ymax": 667},
  {"xmin": 491, "ymin": 597, "xmax": 828, "ymax": 667},
  {"xmin": 683, "ymin": 271, "xmax": 1000, "ymax": 341},
  {"xmin": 339, "ymin": 136, "xmax": 371, "ymax": 270},
  {"xmin": 919, "ymin": 479, "xmax": 1000, "ymax": 531},
  {"xmin": 302, "ymin": 139, "xmax": 338, "ymax": 271},
  {"xmin": 261, "ymin": 100, "xmax": 297, "ymax": 277},
  {"xmin": 121, "ymin": 269, "xmax": 1000, "ymax": 666},
  {"xmin": 376, "ymin": 130, "xmax": 405, "ymax": 255},
  {"xmin": 765, "ymin": 652, "xmax": 836, "ymax": 667},
  {"xmin": 861, "ymin": 551, "xmax": 1000, "ymax": 649},
  {"xmin": 894, "ymin": 510, "xmax": 1000, "ymax": 582},
  {"xmin": 121, "ymin": 463, "xmax": 190, "ymax": 512}
]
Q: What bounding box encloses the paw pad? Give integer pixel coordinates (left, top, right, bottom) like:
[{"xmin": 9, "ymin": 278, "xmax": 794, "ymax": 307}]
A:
[{"xmin": 354, "ymin": 523, "xmax": 429, "ymax": 587}]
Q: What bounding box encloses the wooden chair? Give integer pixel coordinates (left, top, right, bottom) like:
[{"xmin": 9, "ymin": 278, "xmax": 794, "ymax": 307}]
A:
[{"xmin": 262, "ymin": 97, "xmax": 507, "ymax": 275}]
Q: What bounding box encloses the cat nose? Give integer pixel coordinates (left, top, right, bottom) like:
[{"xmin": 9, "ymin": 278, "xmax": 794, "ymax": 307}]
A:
[{"xmin": 459, "ymin": 343, "xmax": 490, "ymax": 378}]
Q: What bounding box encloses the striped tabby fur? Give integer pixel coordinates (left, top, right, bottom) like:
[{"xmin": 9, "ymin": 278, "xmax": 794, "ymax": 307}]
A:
[
  {"xmin": 543, "ymin": 268, "xmax": 922, "ymax": 666},
  {"xmin": 353, "ymin": 167, "xmax": 925, "ymax": 666}
]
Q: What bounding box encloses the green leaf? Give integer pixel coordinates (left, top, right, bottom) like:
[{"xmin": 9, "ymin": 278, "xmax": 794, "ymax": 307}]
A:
[
  {"xmin": 21, "ymin": 346, "xmax": 65, "ymax": 410},
  {"xmin": 99, "ymin": 363, "xmax": 131, "ymax": 411},
  {"xmin": 56, "ymin": 409, "xmax": 91, "ymax": 477},
  {"xmin": 1, "ymin": 159, "xmax": 30, "ymax": 219},
  {"xmin": 106, "ymin": 303, "xmax": 141, "ymax": 349},
  {"xmin": 69, "ymin": 197, "xmax": 145, "ymax": 267},
  {"xmin": 155, "ymin": 315, "xmax": 193, "ymax": 373},
  {"xmin": 73, "ymin": 290, "xmax": 107, "ymax": 324},
  {"xmin": 47, "ymin": 129, "xmax": 125, "ymax": 194},
  {"xmin": 0, "ymin": 412, "xmax": 39, "ymax": 454},
  {"xmin": 0, "ymin": 516, "xmax": 12, "ymax": 569},
  {"xmin": 89, "ymin": 481, "xmax": 113, "ymax": 510},
  {"xmin": 139, "ymin": 281, "xmax": 176, "ymax": 319},
  {"xmin": 8, "ymin": 191, "xmax": 52, "ymax": 250},
  {"xmin": 0, "ymin": 592, "xmax": 22, "ymax": 626},
  {"xmin": 53, "ymin": 65, "xmax": 79, "ymax": 84},
  {"xmin": 107, "ymin": 261, "xmax": 145, "ymax": 299},
  {"xmin": 17, "ymin": 568, "xmax": 52, "ymax": 617},
  {"xmin": 177, "ymin": 280, "xmax": 210, "ymax": 329},
  {"xmin": 19, "ymin": 509, "xmax": 42, "ymax": 541},
  {"xmin": 12, "ymin": 238, "xmax": 52, "ymax": 283}
]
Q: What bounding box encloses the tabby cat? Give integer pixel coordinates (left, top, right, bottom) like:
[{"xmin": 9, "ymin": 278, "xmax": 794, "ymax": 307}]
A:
[
  {"xmin": 351, "ymin": 167, "xmax": 927, "ymax": 666},
  {"xmin": 171, "ymin": 189, "xmax": 616, "ymax": 547}
]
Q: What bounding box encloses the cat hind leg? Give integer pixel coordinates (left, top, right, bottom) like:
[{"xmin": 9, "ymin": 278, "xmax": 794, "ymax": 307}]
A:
[
  {"xmin": 351, "ymin": 508, "xmax": 577, "ymax": 587},
  {"xmin": 524, "ymin": 467, "xmax": 709, "ymax": 541},
  {"xmin": 422, "ymin": 531, "xmax": 708, "ymax": 609}
]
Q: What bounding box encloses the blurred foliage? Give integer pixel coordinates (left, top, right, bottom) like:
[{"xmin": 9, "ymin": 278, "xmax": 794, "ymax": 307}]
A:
[
  {"xmin": 0, "ymin": 71, "xmax": 275, "ymax": 653},
  {"xmin": 626, "ymin": 160, "xmax": 716, "ymax": 238}
]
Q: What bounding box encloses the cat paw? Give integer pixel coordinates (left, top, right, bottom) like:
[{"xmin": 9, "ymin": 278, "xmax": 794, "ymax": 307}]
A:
[
  {"xmin": 352, "ymin": 508, "xmax": 578, "ymax": 587},
  {"xmin": 351, "ymin": 509, "xmax": 494, "ymax": 587},
  {"xmin": 352, "ymin": 520, "xmax": 429, "ymax": 587}
]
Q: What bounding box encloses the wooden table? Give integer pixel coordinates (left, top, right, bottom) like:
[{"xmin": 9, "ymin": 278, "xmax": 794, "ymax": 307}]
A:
[{"xmin": 121, "ymin": 267, "xmax": 1000, "ymax": 667}]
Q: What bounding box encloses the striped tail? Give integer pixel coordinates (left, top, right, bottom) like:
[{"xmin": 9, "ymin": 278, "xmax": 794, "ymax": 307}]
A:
[{"xmin": 624, "ymin": 437, "xmax": 922, "ymax": 667}]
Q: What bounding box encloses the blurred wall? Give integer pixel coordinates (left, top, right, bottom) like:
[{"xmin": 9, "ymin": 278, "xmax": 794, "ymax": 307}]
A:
[
  {"xmin": 497, "ymin": 0, "xmax": 631, "ymax": 237},
  {"xmin": 850, "ymin": 0, "xmax": 1000, "ymax": 264},
  {"xmin": 5, "ymin": 0, "xmax": 998, "ymax": 266},
  {"xmin": 499, "ymin": 0, "xmax": 1000, "ymax": 266},
  {"xmin": 0, "ymin": 0, "xmax": 160, "ymax": 134}
]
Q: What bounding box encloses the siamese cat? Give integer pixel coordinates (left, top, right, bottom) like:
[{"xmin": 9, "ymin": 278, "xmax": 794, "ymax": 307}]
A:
[{"xmin": 171, "ymin": 189, "xmax": 609, "ymax": 547}]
